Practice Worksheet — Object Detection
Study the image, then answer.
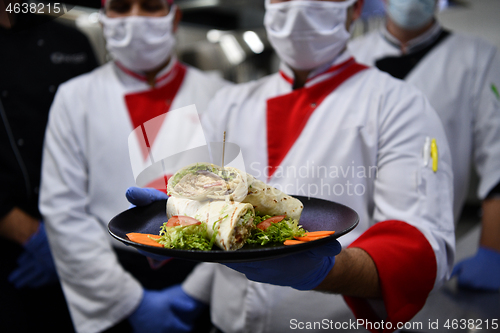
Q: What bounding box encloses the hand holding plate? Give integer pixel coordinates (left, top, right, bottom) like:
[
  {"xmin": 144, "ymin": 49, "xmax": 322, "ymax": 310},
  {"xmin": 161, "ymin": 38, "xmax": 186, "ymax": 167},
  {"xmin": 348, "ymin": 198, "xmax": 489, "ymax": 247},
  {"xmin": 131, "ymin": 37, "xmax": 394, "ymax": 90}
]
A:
[
  {"xmin": 224, "ymin": 240, "xmax": 342, "ymax": 290},
  {"xmin": 126, "ymin": 187, "xmax": 168, "ymax": 207}
]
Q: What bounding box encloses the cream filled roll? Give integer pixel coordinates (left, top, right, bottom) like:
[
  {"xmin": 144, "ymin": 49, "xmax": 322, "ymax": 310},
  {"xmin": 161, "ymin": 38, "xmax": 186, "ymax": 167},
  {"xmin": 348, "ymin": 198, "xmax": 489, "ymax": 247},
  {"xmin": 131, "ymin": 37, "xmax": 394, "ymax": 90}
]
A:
[
  {"xmin": 244, "ymin": 174, "xmax": 303, "ymax": 221},
  {"xmin": 167, "ymin": 163, "xmax": 249, "ymax": 202},
  {"xmin": 167, "ymin": 162, "xmax": 303, "ymax": 221},
  {"xmin": 166, "ymin": 197, "xmax": 255, "ymax": 251}
]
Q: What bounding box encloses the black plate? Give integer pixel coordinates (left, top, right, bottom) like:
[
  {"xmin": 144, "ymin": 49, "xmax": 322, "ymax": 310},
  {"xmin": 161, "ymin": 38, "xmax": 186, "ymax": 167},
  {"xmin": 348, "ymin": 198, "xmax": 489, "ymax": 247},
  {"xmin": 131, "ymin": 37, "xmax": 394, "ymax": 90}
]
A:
[{"xmin": 108, "ymin": 196, "xmax": 359, "ymax": 262}]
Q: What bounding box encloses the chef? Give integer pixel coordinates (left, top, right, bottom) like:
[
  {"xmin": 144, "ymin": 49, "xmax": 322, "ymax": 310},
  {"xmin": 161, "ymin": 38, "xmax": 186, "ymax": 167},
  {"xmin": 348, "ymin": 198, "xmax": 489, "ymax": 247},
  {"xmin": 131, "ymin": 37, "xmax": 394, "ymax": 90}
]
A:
[
  {"xmin": 348, "ymin": 0, "xmax": 500, "ymax": 292},
  {"xmin": 38, "ymin": 0, "xmax": 228, "ymax": 332},
  {"xmin": 0, "ymin": 3, "xmax": 98, "ymax": 331},
  {"xmin": 128, "ymin": 0, "xmax": 456, "ymax": 332}
]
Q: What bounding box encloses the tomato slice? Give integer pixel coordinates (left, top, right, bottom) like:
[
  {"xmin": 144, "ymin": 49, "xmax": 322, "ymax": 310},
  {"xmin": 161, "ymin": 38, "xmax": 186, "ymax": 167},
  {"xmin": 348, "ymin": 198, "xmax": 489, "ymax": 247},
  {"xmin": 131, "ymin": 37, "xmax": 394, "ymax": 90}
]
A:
[
  {"xmin": 256, "ymin": 215, "xmax": 286, "ymax": 231},
  {"xmin": 166, "ymin": 215, "xmax": 201, "ymax": 227}
]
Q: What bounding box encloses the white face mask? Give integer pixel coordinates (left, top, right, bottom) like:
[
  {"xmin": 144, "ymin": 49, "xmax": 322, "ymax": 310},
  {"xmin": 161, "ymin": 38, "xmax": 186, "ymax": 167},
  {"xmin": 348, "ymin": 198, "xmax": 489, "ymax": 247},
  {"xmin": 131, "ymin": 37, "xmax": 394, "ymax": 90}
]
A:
[
  {"xmin": 264, "ymin": 0, "xmax": 357, "ymax": 71},
  {"xmin": 100, "ymin": 6, "xmax": 177, "ymax": 72},
  {"xmin": 386, "ymin": 0, "xmax": 436, "ymax": 30}
]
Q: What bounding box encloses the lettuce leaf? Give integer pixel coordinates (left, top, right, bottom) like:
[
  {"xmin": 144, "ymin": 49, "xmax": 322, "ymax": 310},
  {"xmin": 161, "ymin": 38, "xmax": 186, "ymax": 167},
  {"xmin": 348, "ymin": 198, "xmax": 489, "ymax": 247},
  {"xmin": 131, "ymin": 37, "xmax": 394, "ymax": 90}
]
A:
[
  {"xmin": 246, "ymin": 215, "xmax": 306, "ymax": 246},
  {"xmin": 156, "ymin": 222, "xmax": 216, "ymax": 251},
  {"xmin": 154, "ymin": 213, "xmax": 304, "ymax": 250}
]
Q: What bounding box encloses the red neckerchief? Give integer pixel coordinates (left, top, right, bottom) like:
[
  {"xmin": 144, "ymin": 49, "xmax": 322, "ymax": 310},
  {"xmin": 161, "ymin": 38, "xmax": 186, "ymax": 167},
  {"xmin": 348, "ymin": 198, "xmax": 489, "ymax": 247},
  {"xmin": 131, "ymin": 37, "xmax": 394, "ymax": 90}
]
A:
[
  {"xmin": 124, "ymin": 61, "xmax": 187, "ymax": 191},
  {"xmin": 267, "ymin": 58, "xmax": 368, "ymax": 179}
]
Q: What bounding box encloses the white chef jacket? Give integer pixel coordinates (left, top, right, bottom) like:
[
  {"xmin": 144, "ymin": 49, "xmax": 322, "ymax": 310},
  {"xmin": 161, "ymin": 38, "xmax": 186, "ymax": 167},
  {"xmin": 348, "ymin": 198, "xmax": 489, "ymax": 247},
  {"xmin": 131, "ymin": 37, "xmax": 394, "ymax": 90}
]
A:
[
  {"xmin": 39, "ymin": 58, "xmax": 228, "ymax": 333},
  {"xmin": 348, "ymin": 23, "xmax": 500, "ymax": 220},
  {"xmin": 182, "ymin": 51, "xmax": 455, "ymax": 333}
]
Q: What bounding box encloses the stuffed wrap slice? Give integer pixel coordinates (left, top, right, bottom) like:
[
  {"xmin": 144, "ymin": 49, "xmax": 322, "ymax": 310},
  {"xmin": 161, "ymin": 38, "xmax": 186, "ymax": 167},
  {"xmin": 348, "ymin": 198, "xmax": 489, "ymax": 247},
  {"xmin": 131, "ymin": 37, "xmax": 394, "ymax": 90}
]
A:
[
  {"xmin": 168, "ymin": 163, "xmax": 303, "ymax": 221},
  {"xmin": 244, "ymin": 174, "xmax": 303, "ymax": 221},
  {"xmin": 166, "ymin": 197, "xmax": 255, "ymax": 251},
  {"xmin": 167, "ymin": 163, "xmax": 249, "ymax": 202}
]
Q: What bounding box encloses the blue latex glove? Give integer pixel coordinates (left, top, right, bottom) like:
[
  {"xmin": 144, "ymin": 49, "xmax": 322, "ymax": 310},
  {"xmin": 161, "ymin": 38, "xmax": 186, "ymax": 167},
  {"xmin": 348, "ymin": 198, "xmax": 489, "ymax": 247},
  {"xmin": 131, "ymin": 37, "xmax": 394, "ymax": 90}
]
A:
[
  {"xmin": 225, "ymin": 241, "xmax": 342, "ymax": 290},
  {"xmin": 128, "ymin": 285, "xmax": 207, "ymax": 333},
  {"xmin": 8, "ymin": 222, "xmax": 59, "ymax": 289},
  {"xmin": 126, "ymin": 187, "xmax": 168, "ymax": 207},
  {"xmin": 126, "ymin": 186, "xmax": 172, "ymax": 263},
  {"xmin": 452, "ymin": 247, "xmax": 500, "ymax": 291}
]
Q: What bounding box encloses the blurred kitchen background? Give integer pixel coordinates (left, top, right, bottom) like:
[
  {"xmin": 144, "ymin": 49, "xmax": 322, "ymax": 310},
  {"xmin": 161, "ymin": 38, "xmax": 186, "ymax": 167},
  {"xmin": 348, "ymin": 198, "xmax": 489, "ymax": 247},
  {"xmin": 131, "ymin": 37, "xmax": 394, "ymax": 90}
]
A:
[
  {"xmin": 49, "ymin": 0, "xmax": 500, "ymax": 83},
  {"xmin": 53, "ymin": 0, "xmax": 274, "ymax": 83},
  {"xmin": 53, "ymin": 0, "xmax": 499, "ymax": 257},
  {"xmin": 62, "ymin": 0, "xmax": 498, "ymax": 234},
  {"xmin": 6, "ymin": 0, "xmax": 500, "ymax": 330}
]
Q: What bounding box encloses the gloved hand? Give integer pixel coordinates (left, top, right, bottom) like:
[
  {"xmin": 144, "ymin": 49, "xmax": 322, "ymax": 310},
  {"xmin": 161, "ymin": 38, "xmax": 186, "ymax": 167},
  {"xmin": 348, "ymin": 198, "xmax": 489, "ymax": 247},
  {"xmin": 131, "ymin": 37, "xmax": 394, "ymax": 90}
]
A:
[
  {"xmin": 126, "ymin": 187, "xmax": 168, "ymax": 207},
  {"xmin": 126, "ymin": 186, "xmax": 172, "ymax": 263},
  {"xmin": 225, "ymin": 241, "xmax": 342, "ymax": 290},
  {"xmin": 8, "ymin": 222, "xmax": 59, "ymax": 288},
  {"xmin": 452, "ymin": 247, "xmax": 500, "ymax": 291},
  {"xmin": 128, "ymin": 285, "xmax": 207, "ymax": 333}
]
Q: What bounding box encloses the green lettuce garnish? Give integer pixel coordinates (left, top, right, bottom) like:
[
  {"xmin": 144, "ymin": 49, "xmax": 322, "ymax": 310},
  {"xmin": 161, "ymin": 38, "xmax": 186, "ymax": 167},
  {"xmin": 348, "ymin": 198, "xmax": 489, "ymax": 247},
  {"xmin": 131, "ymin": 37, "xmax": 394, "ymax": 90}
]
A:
[
  {"xmin": 155, "ymin": 214, "xmax": 224, "ymax": 251},
  {"xmin": 241, "ymin": 210, "xmax": 255, "ymax": 226},
  {"xmin": 156, "ymin": 223, "xmax": 215, "ymax": 251},
  {"xmin": 153, "ymin": 212, "xmax": 303, "ymax": 250},
  {"xmin": 246, "ymin": 215, "xmax": 306, "ymax": 246}
]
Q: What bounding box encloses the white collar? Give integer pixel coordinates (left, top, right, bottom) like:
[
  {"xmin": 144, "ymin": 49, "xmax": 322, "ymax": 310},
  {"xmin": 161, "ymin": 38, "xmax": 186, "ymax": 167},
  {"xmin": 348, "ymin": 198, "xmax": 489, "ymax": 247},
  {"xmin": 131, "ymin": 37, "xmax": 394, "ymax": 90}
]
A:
[
  {"xmin": 113, "ymin": 56, "xmax": 180, "ymax": 90},
  {"xmin": 279, "ymin": 49, "xmax": 353, "ymax": 87},
  {"xmin": 381, "ymin": 21, "xmax": 443, "ymax": 54}
]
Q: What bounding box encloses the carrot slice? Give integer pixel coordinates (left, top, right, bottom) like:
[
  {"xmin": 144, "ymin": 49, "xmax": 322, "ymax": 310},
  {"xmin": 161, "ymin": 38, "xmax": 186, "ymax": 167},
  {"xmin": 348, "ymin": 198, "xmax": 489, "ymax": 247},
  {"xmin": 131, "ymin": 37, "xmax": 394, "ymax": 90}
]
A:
[
  {"xmin": 126, "ymin": 233, "xmax": 163, "ymax": 248},
  {"xmin": 294, "ymin": 235, "xmax": 329, "ymax": 242},
  {"xmin": 292, "ymin": 231, "xmax": 335, "ymax": 242},
  {"xmin": 303, "ymin": 231, "xmax": 335, "ymax": 237},
  {"xmin": 284, "ymin": 239, "xmax": 306, "ymax": 246}
]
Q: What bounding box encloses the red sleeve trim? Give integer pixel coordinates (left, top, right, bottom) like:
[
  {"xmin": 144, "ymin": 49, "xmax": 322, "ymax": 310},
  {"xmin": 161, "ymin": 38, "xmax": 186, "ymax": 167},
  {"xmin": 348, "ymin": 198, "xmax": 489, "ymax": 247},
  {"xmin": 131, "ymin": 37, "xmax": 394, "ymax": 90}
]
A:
[{"xmin": 343, "ymin": 220, "xmax": 437, "ymax": 333}]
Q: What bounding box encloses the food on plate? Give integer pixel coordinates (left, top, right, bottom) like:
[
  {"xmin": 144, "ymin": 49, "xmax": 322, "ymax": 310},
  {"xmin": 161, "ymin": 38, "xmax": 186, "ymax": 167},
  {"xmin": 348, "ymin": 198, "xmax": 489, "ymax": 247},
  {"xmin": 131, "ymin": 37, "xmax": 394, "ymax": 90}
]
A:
[
  {"xmin": 168, "ymin": 162, "xmax": 304, "ymax": 221},
  {"xmin": 167, "ymin": 163, "xmax": 249, "ymax": 202},
  {"xmin": 255, "ymin": 215, "xmax": 286, "ymax": 230},
  {"xmin": 126, "ymin": 233, "xmax": 163, "ymax": 248},
  {"xmin": 283, "ymin": 239, "xmax": 306, "ymax": 245},
  {"xmin": 156, "ymin": 222, "xmax": 215, "ymax": 251},
  {"xmin": 246, "ymin": 214, "xmax": 305, "ymax": 246},
  {"xmin": 166, "ymin": 197, "xmax": 255, "ymax": 251},
  {"xmin": 127, "ymin": 227, "xmax": 335, "ymax": 249},
  {"xmin": 125, "ymin": 164, "xmax": 331, "ymax": 251},
  {"xmin": 244, "ymin": 174, "xmax": 303, "ymax": 221}
]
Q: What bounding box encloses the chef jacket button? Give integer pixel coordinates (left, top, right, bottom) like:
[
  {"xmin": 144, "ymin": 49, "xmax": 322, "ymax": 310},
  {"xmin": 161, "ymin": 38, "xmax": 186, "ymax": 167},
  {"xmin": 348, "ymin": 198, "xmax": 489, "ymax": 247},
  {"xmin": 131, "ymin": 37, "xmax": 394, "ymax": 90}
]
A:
[
  {"xmin": 1, "ymin": 90, "xmax": 7, "ymax": 98},
  {"xmin": 17, "ymin": 138, "xmax": 24, "ymax": 146},
  {"xmin": 311, "ymin": 103, "xmax": 317, "ymax": 108},
  {"xmin": 38, "ymin": 39, "xmax": 44, "ymax": 47},
  {"xmin": 49, "ymin": 85, "xmax": 56, "ymax": 93}
]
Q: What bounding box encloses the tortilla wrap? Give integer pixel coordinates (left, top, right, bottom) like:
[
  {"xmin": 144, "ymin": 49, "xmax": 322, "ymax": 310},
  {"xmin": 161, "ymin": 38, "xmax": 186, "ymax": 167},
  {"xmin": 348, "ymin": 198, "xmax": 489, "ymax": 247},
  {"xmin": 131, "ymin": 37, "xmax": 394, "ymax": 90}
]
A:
[
  {"xmin": 168, "ymin": 163, "xmax": 303, "ymax": 221},
  {"xmin": 167, "ymin": 163, "xmax": 248, "ymax": 202},
  {"xmin": 244, "ymin": 174, "xmax": 303, "ymax": 221},
  {"xmin": 166, "ymin": 197, "xmax": 255, "ymax": 251}
]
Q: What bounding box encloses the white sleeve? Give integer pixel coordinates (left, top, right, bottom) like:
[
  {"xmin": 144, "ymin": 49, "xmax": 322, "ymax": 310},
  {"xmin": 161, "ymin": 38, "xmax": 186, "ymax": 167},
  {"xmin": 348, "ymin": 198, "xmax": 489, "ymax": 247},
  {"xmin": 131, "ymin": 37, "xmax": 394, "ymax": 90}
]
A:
[
  {"xmin": 39, "ymin": 86, "xmax": 142, "ymax": 333},
  {"xmin": 182, "ymin": 262, "xmax": 218, "ymax": 303},
  {"xmin": 372, "ymin": 81, "xmax": 455, "ymax": 289},
  {"xmin": 472, "ymin": 46, "xmax": 500, "ymax": 199}
]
